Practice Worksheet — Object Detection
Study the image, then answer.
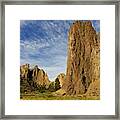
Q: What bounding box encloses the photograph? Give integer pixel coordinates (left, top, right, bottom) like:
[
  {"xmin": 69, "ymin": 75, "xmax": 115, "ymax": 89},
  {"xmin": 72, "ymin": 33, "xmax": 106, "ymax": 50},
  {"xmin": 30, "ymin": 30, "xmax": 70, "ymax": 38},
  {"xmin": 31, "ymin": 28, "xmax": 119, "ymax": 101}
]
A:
[
  {"xmin": 2, "ymin": 1, "xmax": 118, "ymax": 118},
  {"xmin": 20, "ymin": 20, "xmax": 100, "ymax": 100}
]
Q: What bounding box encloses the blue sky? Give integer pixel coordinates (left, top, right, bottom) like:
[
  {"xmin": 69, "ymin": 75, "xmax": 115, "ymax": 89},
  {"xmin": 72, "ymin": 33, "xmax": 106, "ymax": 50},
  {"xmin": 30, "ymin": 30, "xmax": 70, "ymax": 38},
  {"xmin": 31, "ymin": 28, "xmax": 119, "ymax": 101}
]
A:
[{"xmin": 20, "ymin": 20, "xmax": 100, "ymax": 81}]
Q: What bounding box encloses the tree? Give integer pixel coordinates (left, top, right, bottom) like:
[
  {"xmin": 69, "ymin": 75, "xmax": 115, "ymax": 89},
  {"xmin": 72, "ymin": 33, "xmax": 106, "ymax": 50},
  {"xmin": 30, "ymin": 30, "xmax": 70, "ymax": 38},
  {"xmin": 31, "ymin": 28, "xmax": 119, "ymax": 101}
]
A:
[
  {"xmin": 55, "ymin": 78, "xmax": 61, "ymax": 91},
  {"xmin": 48, "ymin": 82, "xmax": 55, "ymax": 92}
]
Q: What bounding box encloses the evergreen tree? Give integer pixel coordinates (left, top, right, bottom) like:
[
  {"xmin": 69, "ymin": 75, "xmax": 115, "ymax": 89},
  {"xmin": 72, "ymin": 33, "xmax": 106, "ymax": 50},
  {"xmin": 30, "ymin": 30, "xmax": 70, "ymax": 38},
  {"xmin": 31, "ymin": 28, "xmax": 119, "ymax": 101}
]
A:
[
  {"xmin": 48, "ymin": 82, "xmax": 55, "ymax": 92},
  {"xmin": 55, "ymin": 78, "xmax": 61, "ymax": 91}
]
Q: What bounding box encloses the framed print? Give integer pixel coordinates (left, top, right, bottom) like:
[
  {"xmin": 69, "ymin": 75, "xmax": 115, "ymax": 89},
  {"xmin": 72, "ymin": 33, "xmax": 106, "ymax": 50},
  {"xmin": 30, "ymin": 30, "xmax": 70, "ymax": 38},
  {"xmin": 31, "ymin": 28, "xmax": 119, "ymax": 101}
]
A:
[{"xmin": 0, "ymin": 0, "xmax": 119, "ymax": 119}]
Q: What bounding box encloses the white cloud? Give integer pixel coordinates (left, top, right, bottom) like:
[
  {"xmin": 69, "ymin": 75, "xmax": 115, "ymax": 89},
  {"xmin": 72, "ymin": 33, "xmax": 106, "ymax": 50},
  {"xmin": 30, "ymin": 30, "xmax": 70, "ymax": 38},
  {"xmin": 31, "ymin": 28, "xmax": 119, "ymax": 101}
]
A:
[{"xmin": 21, "ymin": 40, "xmax": 50, "ymax": 51}]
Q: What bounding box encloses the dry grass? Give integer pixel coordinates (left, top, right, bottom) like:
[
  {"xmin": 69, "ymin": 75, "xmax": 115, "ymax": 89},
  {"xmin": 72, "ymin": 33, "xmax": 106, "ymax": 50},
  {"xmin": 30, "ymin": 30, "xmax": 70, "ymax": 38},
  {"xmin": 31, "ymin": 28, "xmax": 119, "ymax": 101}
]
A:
[{"xmin": 20, "ymin": 90, "xmax": 100, "ymax": 100}]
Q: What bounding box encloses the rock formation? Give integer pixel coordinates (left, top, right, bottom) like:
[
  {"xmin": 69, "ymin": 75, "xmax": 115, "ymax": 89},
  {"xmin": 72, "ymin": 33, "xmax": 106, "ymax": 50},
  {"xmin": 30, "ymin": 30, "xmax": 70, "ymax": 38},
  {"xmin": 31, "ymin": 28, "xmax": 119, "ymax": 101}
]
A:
[
  {"xmin": 20, "ymin": 63, "xmax": 30, "ymax": 80},
  {"xmin": 32, "ymin": 65, "xmax": 50, "ymax": 88},
  {"xmin": 62, "ymin": 20, "xmax": 100, "ymax": 95},
  {"xmin": 85, "ymin": 80, "xmax": 100, "ymax": 99},
  {"xmin": 20, "ymin": 64, "xmax": 50, "ymax": 93},
  {"xmin": 20, "ymin": 64, "xmax": 32, "ymax": 93},
  {"xmin": 55, "ymin": 73, "xmax": 66, "ymax": 87}
]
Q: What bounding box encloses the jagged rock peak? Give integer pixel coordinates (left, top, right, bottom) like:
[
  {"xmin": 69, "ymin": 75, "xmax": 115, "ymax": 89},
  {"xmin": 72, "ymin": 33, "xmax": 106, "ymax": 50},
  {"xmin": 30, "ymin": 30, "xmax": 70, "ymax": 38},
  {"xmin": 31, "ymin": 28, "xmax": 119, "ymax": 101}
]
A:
[
  {"xmin": 32, "ymin": 66, "xmax": 50, "ymax": 87},
  {"xmin": 20, "ymin": 64, "xmax": 50, "ymax": 91}
]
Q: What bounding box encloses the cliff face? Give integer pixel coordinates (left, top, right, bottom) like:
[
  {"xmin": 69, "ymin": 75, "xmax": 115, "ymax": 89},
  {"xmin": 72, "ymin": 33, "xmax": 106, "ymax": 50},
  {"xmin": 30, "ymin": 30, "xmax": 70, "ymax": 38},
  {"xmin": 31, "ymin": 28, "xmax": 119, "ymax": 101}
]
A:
[
  {"xmin": 63, "ymin": 21, "xmax": 100, "ymax": 95},
  {"xmin": 55, "ymin": 73, "xmax": 66, "ymax": 87},
  {"xmin": 85, "ymin": 80, "xmax": 100, "ymax": 99},
  {"xmin": 20, "ymin": 64, "xmax": 50, "ymax": 92},
  {"xmin": 20, "ymin": 64, "xmax": 32, "ymax": 93},
  {"xmin": 32, "ymin": 65, "xmax": 50, "ymax": 88},
  {"xmin": 20, "ymin": 64, "xmax": 30, "ymax": 80}
]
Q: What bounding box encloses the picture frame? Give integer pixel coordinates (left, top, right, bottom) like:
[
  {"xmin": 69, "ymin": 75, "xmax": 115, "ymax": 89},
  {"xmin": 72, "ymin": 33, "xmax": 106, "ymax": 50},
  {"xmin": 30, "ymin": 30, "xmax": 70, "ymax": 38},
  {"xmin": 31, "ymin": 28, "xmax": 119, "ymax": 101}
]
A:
[{"xmin": 0, "ymin": 0, "xmax": 119, "ymax": 119}]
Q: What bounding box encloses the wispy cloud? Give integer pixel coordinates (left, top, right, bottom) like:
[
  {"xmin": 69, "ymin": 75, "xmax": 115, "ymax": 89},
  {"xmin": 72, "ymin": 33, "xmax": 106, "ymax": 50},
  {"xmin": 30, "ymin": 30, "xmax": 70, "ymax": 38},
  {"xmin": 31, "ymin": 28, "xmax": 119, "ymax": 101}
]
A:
[{"xmin": 21, "ymin": 40, "xmax": 50, "ymax": 51}]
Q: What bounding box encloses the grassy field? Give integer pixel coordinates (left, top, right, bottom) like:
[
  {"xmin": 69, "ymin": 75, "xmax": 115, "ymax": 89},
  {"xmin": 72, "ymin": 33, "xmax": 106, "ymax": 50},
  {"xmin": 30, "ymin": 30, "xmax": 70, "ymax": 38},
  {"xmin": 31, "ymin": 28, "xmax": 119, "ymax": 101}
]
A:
[{"xmin": 20, "ymin": 91, "xmax": 99, "ymax": 100}]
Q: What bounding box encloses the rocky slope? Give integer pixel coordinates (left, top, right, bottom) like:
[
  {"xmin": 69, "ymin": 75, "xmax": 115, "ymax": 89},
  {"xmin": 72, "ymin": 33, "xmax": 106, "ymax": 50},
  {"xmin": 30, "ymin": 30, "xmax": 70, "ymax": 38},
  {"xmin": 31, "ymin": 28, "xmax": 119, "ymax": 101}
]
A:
[{"xmin": 62, "ymin": 21, "xmax": 100, "ymax": 96}]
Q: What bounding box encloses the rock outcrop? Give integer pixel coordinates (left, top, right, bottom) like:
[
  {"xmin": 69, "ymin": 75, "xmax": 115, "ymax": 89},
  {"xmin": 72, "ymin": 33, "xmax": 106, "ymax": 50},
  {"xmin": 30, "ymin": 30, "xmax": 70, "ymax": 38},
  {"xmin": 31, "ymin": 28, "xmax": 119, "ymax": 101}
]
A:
[
  {"xmin": 32, "ymin": 65, "xmax": 50, "ymax": 88},
  {"xmin": 20, "ymin": 64, "xmax": 32, "ymax": 93},
  {"xmin": 20, "ymin": 64, "xmax": 30, "ymax": 80},
  {"xmin": 63, "ymin": 21, "xmax": 100, "ymax": 95},
  {"xmin": 20, "ymin": 64, "xmax": 50, "ymax": 93},
  {"xmin": 55, "ymin": 73, "xmax": 66, "ymax": 87},
  {"xmin": 85, "ymin": 80, "xmax": 100, "ymax": 99}
]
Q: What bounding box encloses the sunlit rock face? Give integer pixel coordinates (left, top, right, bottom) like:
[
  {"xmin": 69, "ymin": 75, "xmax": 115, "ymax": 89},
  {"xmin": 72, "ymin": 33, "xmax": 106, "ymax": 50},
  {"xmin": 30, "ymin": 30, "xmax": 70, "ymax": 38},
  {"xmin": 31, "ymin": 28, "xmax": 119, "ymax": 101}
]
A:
[
  {"xmin": 20, "ymin": 63, "xmax": 30, "ymax": 80},
  {"xmin": 32, "ymin": 65, "xmax": 50, "ymax": 88},
  {"xmin": 85, "ymin": 80, "xmax": 100, "ymax": 99},
  {"xmin": 63, "ymin": 21, "xmax": 100, "ymax": 95},
  {"xmin": 20, "ymin": 64, "xmax": 50, "ymax": 92},
  {"xmin": 55, "ymin": 73, "xmax": 66, "ymax": 87}
]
